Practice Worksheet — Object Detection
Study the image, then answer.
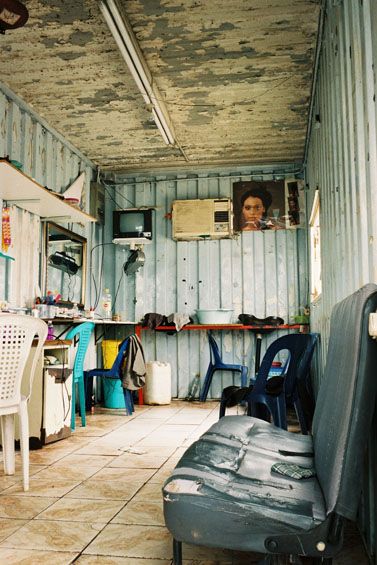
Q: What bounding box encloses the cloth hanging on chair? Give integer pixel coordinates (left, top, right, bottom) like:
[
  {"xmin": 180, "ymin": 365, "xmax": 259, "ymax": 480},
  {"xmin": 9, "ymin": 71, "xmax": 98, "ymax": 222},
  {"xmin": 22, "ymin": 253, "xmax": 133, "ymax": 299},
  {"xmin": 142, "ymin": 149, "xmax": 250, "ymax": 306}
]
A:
[{"xmin": 121, "ymin": 335, "xmax": 146, "ymax": 390}]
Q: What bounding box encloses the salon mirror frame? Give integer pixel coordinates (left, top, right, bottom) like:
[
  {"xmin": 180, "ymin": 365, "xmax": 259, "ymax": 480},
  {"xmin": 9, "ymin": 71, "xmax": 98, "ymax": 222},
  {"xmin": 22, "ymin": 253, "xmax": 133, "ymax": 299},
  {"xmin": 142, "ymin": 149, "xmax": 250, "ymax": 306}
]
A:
[{"xmin": 42, "ymin": 222, "xmax": 87, "ymax": 308}]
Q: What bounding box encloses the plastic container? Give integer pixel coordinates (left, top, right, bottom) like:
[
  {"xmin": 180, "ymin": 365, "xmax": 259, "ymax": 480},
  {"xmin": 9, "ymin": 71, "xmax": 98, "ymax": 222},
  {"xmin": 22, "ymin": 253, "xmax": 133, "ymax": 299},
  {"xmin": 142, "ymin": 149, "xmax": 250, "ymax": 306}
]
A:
[
  {"xmin": 144, "ymin": 361, "xmax": 171, "ymax": 405},
  {"xmin": 101, "ymin": 340, "xmax": 124, "ymax": 409},
  {"xmin": 102, "ymin": 377, "xmax": 125, "ymax": 409},
  {"xmin": 196, "ymin": 309, "xmax": 233, "ymax": 324},
  {"xmin": 102, "ymin": 340, "xmax": 121, "ymax": 369},
  {"xmin": 47, "ymin": 321, "xmax": 54, "ymax": 340},
  {"xmin": 101, "ymin": 288, "xmax": 112, "ymax": 319},
  {"xmin": 268, "ymin": 361, "xmax": 284, "ymax": 378}
]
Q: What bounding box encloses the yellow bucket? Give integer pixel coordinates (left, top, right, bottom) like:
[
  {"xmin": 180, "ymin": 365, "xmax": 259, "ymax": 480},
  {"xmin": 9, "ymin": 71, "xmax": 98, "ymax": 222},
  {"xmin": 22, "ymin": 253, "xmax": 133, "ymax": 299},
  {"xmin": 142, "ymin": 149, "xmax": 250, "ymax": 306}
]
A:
[
  {"xmin": 101, "ymin": 340, "xmax": 122, "ymax": 369},
  {"xmin": 101, "ymin": 340, "xmax": 124, "ymax": 408}
]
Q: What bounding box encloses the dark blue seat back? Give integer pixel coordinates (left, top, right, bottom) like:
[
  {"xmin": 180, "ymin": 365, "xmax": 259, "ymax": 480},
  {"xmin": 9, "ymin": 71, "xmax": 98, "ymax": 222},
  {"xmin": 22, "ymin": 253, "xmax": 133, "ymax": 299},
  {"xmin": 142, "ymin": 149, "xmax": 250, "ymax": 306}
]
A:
[
  {"xmin": 109, "ymin": 337, "xmax": 131, "ymax": 376},
  {"xmin": 208, "ymin": 332, "xmax": 223, "ymax": 365},
  {"xmin": 252, "ymin": 333, "xmax": 314, "ymax": 396},
  {"xmin": 284, "ymin": 332, "xmax": 319, "ymax": 400},
  {"xmin": 312, "ymin": 284, "xmax": 377, "ymax": 519}
]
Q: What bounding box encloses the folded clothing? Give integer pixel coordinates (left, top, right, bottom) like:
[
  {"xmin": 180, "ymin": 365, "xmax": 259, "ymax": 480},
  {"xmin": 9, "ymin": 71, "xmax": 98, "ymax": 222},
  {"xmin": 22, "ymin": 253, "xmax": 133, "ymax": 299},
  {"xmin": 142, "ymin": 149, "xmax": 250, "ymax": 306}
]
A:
[{"xmin": 238, "ymin": 314, "xmax": 284, "ymax": 326}]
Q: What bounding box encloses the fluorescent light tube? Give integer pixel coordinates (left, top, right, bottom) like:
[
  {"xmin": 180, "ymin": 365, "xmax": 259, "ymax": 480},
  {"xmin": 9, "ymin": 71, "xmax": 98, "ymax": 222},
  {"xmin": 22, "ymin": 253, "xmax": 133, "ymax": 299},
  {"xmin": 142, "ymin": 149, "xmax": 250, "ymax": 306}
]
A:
[
  {"xmin": 100, "ymin": 1, "xmax": 151, "ymax": 105},
  {"xmin": 152, "ymin": 107, "xmax": 175, "ymax": 145},
  {"xmin": 152, "ymin": 108, "xmax": 170, "ymax": 145},
  {"xmin": 100, "ymin": 0, "xmax": 176, "ymax": 146}
]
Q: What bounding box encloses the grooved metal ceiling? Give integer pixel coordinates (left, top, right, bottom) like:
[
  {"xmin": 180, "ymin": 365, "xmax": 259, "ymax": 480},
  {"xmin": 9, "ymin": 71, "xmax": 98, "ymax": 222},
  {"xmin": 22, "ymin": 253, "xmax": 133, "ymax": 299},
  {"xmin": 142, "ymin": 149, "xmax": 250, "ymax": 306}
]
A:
[{"xmin": 1, "ymin": 0, "xmax": 320, "ymax": 172}]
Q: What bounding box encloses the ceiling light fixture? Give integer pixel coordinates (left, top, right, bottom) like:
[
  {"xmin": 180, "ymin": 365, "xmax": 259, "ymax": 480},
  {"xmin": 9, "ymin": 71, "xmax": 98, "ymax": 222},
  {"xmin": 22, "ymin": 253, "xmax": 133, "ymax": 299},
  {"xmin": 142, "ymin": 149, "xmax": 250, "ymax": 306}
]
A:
[{"xmin": 100, "ymin": 0, "xmax": 176, "ymax": 146}]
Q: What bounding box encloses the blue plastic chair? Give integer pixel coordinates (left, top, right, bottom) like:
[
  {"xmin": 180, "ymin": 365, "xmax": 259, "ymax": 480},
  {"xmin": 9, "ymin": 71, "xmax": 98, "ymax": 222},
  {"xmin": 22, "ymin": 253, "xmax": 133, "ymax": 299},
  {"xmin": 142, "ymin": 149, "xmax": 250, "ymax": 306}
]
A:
[
  {"xmin": 65, "ymin": 322, "xmax": 95, "ymax": 431},
  {"xmin": 285, "ymin": 332, "xmax": 319, "ymax": 433},
  {"xmin": 219, "ymin": 333, "xmax": 318, "ymax": 434},
  {"xmin": 85, "ymin": 336, "xmax": 134, "ymax": 415},
  {"xmin": 199, "ymin": 332, "xmax": 248, "ymax": 402}
]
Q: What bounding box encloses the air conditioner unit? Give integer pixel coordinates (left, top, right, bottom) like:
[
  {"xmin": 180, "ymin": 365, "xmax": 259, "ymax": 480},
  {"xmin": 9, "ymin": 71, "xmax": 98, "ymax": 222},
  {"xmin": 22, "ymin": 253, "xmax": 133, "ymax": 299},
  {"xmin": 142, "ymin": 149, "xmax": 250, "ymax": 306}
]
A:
[{"xmin": 172, "ymin": 198, "xmax": 233, "ymax": 241}]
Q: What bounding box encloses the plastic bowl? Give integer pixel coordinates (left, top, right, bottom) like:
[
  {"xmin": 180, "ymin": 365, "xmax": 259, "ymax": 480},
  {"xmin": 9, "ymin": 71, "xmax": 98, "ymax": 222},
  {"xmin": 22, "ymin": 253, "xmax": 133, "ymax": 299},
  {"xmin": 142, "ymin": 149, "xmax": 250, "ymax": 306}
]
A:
[{"xmin": 196, "ymin": 309, "xmax": 233, "ymax": 324}]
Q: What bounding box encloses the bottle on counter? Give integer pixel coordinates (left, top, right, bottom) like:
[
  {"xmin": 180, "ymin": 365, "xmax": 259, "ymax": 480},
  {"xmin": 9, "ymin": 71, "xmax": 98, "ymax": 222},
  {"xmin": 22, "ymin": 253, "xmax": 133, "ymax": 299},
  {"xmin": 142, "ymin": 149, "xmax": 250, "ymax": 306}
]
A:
[
  {"xmin": 186, "ymin": 374, "xmax": 201, "ymax": 401},
  {"xmin": 71, "ymin": 303, "xmax": 79, "ymax": 317},
  {"xmin": 47, "ymin": 321, "xmax": 54, "ymax": 340},
  {"xmin": 101, "ymin": 289, "xmax": 112, "ymax": 319}
]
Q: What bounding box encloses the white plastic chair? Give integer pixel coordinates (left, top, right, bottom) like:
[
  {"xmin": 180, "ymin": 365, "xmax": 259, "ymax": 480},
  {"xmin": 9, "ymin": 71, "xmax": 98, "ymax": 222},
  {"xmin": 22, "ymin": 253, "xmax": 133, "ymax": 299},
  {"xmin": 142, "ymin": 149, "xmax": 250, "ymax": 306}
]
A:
[{"xmin": 0, "ymin": 315, "xmax": 47, "ymax": 491}]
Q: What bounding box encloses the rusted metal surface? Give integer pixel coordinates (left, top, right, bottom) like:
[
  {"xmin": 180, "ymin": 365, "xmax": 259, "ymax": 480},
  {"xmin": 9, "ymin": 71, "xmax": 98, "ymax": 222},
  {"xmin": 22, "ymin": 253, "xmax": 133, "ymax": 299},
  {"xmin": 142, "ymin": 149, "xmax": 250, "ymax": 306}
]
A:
[{"xmin": 0, "ymin": 0, "xmax": 320, "ymax": 171}]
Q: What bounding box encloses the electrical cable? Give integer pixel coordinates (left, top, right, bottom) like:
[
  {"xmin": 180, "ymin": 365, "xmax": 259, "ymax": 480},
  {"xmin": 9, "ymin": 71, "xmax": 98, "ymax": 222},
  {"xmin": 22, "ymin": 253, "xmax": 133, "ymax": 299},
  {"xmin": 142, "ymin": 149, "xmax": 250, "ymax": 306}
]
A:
[
  {"xmin": 44, "ymin": 332, "xmax": 70, "ymax": 423},
  {"xmin": 102, "ymin": 167, "xmax": 304, "ymax": 185},
  {"xmin": 101, "ymin": 179, "xmax": 135, "ymax": 208},
  {"xmin": 89, "ymin": 242, "xmax": 114, "ymax": 310},
  {"xmin": 94, "ymin": 246, "xmax": 105, "ymax": 310},
  {"xmin": 112, "ymin": 265, "xmax": 125, "ymax": 314}
]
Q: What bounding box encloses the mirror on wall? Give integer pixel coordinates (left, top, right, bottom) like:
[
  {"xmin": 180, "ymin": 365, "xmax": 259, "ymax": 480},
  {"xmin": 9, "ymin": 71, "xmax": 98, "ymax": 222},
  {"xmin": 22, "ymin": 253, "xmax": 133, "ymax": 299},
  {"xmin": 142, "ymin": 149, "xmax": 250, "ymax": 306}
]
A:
[{"xmin": 43, "ymin": 222, "xmax": 87, "ymax": 307}]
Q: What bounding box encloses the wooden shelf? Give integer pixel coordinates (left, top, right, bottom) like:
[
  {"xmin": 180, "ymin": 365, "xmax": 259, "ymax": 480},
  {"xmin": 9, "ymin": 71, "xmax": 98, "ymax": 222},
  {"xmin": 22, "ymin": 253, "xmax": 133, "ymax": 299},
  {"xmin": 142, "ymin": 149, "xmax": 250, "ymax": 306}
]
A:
[{"xmin": 0, "ymin": 160, "xmax": 96, "ymax": 223}]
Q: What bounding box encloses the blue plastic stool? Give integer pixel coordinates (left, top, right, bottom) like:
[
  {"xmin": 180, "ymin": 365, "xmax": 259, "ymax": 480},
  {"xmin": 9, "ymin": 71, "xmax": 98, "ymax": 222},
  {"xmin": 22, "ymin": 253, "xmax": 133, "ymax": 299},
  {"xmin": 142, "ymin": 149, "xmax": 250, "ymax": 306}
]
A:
[
  {"xmin": 199, "ymin": 333, "xmax": 248, "ymax": 401},
  {"xmin": 66, "ymin": 322, "xmax": 95, "ymax": 431}
]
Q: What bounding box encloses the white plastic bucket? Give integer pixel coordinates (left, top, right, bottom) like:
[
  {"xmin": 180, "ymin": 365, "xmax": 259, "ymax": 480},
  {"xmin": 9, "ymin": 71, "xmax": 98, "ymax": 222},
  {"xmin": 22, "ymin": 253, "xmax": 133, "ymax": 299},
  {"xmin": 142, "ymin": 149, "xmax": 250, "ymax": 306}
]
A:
[{"xmin": 144, "ymin": 362, "xmax": 172, "ymax": 405}]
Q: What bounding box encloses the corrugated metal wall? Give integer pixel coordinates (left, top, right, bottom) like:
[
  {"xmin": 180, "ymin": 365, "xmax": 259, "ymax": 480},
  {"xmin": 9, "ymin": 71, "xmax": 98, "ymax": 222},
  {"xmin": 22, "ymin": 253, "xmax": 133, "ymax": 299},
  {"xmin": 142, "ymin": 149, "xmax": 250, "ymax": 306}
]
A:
[
  {"xmin": 0, "ymin": 82, "xmax": 97, "ymax": 306},
  {"xmin": 103, "ymin": 167, "xmax": 308, "ymax": 399},
  {"xmin": 305, "ymin": 0, "xmax": 377, "ymax": 561}
]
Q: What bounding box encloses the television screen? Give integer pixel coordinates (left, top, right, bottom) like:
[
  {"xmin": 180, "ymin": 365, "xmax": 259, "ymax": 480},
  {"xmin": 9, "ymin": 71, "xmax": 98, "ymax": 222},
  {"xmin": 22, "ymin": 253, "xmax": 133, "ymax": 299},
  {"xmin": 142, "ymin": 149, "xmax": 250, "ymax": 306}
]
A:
[
  {"xmin": 113, "ymin": 209, "xmax": 153, "ymax": 242},
  {"xmin": 119, "ymin": 211, "xmax": 144, "ymax": 234}
]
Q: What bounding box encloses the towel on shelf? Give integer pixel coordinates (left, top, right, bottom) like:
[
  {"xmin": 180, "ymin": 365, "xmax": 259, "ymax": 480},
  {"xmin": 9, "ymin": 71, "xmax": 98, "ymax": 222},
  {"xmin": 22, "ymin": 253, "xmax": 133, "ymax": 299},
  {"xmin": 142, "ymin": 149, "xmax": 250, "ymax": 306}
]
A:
[{"xmin": 167, "ymin": 313, "xmax": 191, "ymax": 332}]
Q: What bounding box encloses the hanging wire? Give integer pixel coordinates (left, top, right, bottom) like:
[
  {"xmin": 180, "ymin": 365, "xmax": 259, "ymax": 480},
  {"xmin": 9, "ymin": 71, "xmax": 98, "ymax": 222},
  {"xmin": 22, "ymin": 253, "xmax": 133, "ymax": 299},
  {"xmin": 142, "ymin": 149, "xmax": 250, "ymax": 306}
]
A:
[
  {"xmin": 101, "ymin": 179, "xmax": 135, "ymax": 208},
  {"xmin": 89, "ymin": 242, "xmax": 115, "ymax": 310},
  {"xmin": 112, "ymin": 263, "xmax": 126, "ymax": 314}
]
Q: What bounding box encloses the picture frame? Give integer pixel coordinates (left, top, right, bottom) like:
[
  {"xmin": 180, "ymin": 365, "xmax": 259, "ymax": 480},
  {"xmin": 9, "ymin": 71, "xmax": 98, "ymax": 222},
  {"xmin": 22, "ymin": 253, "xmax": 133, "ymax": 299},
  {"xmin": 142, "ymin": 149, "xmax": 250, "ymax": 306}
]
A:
[{"xmin": 232, "ymin": 179, "xmax": 304, "ymax": 231}]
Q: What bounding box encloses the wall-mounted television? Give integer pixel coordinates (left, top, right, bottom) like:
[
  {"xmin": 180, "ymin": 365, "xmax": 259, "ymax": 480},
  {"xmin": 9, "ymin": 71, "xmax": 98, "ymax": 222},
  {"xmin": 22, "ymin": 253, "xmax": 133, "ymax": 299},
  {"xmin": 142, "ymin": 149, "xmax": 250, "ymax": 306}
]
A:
[{"xmin": 112, "ymin": 208, "xmax": 153, "ymax": 245}]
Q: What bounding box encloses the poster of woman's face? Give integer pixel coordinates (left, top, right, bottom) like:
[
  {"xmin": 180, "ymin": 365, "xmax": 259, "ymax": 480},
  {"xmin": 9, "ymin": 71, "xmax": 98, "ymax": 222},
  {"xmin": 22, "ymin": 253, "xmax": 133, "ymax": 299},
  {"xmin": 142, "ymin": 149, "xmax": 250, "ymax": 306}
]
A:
[{"xmin": 233, "ymin": 180, "xmax": 295, "ymax": 232}]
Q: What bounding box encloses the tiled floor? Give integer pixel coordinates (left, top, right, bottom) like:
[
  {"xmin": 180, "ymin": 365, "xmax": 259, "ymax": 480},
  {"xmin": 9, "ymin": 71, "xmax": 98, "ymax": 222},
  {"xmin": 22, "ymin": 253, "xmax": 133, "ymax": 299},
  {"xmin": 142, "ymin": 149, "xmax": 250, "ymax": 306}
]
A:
[{"xmin": 0, "ymin": 401, "xmax": 370, "ymax": 564}]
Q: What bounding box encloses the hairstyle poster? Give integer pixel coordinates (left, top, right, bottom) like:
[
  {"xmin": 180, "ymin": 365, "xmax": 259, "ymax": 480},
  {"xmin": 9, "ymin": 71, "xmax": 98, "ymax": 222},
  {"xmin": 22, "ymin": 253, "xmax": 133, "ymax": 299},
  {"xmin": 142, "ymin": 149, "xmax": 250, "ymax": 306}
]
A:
[{"xmin": 232, "ymin": 179, "xmax": 301, "ymax": 232}]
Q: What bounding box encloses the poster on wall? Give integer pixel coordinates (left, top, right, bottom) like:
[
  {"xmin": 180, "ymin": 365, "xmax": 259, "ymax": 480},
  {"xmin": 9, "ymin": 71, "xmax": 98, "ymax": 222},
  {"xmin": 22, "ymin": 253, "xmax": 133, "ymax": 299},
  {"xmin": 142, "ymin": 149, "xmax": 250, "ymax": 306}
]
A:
[{"xmin": 232, "ymin": 179, "xmax": 302, "ymax": 232}]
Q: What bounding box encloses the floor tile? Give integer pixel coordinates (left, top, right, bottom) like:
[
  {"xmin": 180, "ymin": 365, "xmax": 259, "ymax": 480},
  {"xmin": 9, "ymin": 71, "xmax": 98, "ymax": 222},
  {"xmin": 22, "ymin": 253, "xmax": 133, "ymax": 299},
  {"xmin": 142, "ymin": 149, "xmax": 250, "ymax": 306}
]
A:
[
  {"xmin": 91, "ymin": 467, "xmax": 155, "ymax": 482},
  {"xmin": 0, "ymin": 517, "xmax": 28, "ymax": 542},
  {"xmin": 73, "ymin": 444, "xmax": 124, "ymax": 456},
  {"xmin": 119, "ymin": 444, "xmax": 178, "ymax": 457},
  {"xmin": 0, "ymin": 401, "xmax": 366, "ymax": 564},
  {"xmin": 0, "ymin": 476, "xmax": 18, "ymax": 491},
  {"xmin": 148, "ymin": 460, "xmax": 179, "ymax": 483},
  {"xmin": 112, "ymin": 498, "xmax": 164, "ymax": 526},
  {"xmin": 35, "ymin": 497, "xmax": 125, "ymax": 523},
  {"xmin": 76, "ymin": 555, "xmax": 170, "ymax": 564},
  {"xmin": 3, "ymin": 477, "xmax": 82, "ymax": 497},
  {"xmin": 0, "ymin": 519, "xmax": 103, "ymax": 552},
  {"xmin": 32, "ymin": 465, "xmax": 99, "ymax": 482},
  {"xmin": 137, "ymin": 408, "xmax": 181, "ymax": 419},
  {"xmin": 65, "ymin": 478, "xmax": 145, "ymax": 501},
  {"xmin": 84, "ymin": 524, "xmax": 172, "ymax": 558},
  {"xmin": 0, "ymin": 548, "xmax": 78, "ymax": 564},
  {"xmin": 53, "ymin": 454, "xmax": 116, "ymax": 468},
  {"xmin": 0, "ymin": 495, "xmax": 58, "ymax": 518},
  {"xmin": 108, "ymin": 452, "xmax": 168, "ymax": 469}
]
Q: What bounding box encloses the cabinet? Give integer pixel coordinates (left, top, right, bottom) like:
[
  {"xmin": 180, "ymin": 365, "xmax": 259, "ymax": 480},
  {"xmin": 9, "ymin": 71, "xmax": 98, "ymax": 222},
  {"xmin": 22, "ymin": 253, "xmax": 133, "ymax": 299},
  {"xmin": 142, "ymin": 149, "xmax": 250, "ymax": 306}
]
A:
[{"xmin": 17, "ymin": 340, "xmax": 73, "ymax": 447}]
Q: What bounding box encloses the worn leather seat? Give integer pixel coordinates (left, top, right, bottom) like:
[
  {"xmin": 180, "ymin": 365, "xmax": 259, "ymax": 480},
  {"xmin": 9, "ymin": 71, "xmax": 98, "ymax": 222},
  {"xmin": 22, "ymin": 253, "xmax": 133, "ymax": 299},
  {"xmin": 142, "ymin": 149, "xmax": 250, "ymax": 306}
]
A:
[{"xmin": 163, "ymin": 284, "xmax": 377, "ymax": 563}]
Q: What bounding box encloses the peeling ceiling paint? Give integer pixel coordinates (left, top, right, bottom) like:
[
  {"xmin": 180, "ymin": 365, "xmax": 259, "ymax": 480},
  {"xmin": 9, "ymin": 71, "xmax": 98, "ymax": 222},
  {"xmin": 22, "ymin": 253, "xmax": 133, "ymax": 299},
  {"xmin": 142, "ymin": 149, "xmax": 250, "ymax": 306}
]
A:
[{"xmin": 0, "ymin": 0, "xmax": 320, "ymax": 172}]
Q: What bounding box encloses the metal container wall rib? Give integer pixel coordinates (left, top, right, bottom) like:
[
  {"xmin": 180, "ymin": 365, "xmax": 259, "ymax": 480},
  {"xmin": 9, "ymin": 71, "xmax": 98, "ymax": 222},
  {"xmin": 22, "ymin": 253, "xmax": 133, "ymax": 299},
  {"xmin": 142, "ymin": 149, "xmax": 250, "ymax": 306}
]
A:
[
  {"xmin": 0, "ymin": 83, "xmax": 98, "ymax": 305},
  {"xmin": 104, "ymin": 166, "xmax": 308, "ymax": 400},
  {"xmin": 305, "ymin": 1, "xmax": 377, "ymax": 561}
]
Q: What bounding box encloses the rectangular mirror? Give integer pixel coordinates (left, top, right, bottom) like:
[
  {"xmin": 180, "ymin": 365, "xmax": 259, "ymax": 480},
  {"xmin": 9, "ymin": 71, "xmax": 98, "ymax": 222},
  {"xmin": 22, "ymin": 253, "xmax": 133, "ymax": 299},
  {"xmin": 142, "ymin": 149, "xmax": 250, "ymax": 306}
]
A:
[{"xmin": 43, "ymin": 222, "xmax": 87, "ymax": 307}]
